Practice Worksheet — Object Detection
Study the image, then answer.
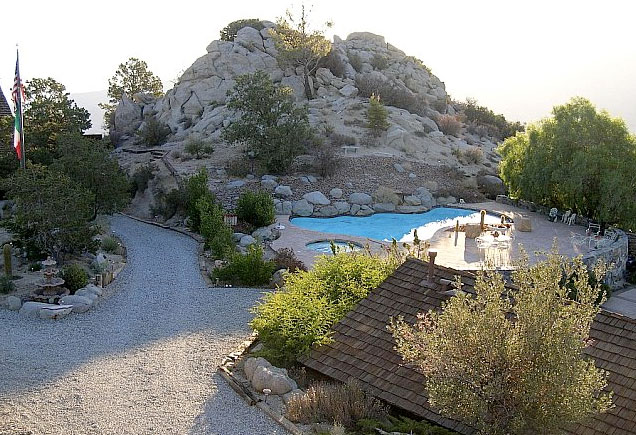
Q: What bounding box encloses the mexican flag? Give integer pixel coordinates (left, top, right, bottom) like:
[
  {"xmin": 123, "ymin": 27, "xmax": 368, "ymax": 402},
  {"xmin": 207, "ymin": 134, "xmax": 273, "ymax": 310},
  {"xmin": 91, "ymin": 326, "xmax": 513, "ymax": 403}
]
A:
[{"xmin": 12, "ymin": 49, "xmax": 25, "ymax": 165}]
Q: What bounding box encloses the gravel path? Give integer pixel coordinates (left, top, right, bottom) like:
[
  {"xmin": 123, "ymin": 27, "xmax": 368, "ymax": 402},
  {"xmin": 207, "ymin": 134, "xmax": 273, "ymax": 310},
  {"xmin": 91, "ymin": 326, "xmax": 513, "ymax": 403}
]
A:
[{"xmin": 0, "ymin": 215, "xmax": 285, "ymax": 435}]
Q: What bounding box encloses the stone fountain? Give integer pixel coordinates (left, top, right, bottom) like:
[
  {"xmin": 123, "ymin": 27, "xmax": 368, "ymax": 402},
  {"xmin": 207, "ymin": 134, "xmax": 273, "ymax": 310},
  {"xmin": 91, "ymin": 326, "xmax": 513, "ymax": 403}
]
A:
[{"xmin": 32, "ymin": 257, "xmax": 68, "ymax": 303}]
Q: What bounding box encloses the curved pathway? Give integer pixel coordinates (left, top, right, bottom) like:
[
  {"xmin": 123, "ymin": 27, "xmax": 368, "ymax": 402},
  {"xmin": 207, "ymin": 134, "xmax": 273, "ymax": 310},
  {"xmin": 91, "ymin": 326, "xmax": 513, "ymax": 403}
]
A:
[{"xmin": 0, "ymin": 215, "xmax": 284, "ymax": 434}]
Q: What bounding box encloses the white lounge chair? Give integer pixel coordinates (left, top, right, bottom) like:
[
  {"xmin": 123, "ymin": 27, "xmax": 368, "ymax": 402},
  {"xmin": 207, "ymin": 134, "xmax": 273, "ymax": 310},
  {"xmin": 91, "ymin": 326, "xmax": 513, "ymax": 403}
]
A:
[
  {"xmin": 549, "ymin": 208, "xmax": 558, "ymax": 222},
  {"xmin": 567, "ymin": 213, "xmax": 577, "ymax": 225},
  {"xmin": 562, "ymin": 210, "xmax": 571, "ymax": 223}
]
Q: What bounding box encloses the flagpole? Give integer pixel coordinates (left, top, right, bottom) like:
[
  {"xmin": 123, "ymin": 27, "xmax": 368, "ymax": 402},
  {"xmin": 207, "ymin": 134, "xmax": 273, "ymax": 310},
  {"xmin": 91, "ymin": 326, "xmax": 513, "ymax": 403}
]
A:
[{"xmin": 13, "ymin": 45, "xmax": 26, "ymax": 170}]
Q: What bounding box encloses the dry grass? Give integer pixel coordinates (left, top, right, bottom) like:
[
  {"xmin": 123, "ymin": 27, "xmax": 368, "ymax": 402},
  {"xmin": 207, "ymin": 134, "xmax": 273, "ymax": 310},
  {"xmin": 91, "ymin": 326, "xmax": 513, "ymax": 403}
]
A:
[
  {"xmin": 286, "ymin": 380, "xmax": 388, "ymax": 428},
  {"xmin": 436, "ymin": 114, "xmax": 462, "ymax": 136}
]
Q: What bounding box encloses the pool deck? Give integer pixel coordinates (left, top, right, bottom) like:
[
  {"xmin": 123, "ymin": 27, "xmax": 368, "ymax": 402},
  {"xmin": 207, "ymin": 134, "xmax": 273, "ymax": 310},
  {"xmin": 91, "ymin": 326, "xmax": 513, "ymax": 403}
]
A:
[{"xmin": 271, "ymin": 201, "xmax": 590, "ymax": 269}]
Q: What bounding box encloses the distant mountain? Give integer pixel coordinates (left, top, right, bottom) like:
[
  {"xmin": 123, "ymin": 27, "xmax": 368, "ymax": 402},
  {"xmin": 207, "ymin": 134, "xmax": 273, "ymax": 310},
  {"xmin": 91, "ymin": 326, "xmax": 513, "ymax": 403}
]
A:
[{"xmin": 71, "ymin": 90, "xmax": 107, "ymax": 135}]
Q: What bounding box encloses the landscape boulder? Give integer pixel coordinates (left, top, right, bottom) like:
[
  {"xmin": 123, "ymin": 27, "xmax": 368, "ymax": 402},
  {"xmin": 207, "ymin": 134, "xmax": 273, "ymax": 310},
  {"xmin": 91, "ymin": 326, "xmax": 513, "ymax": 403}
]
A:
[
  {"xmin": 275, "ymin": 200, "xmax": 292, "ymax": 215},
  {"xmin": 252, "ymin": 227, "xmax": 274, "ymax": 241},
  {"xmin": 317, "ymin": 205, "xmax": 339, "ymax": 217},
  {"xmin": 436, "ymin": 196, "xmax": 457, "ymax": 206},
  {"xmin": 226, "ymin": 180, "xmax": 246, "ymax": 189},
  {"xmin": 244, "ymin": 357, "xmax": 272, "ymax": 382},
  {"xmin": 303, "ymin": 191, "xmax": 330, "ymax": 206},
  {"xmin": 477, "ymin": 175, "xmax": 506, "ymax": 197},
  {"xmin": 373, "ymin": 203, "xmax": 396, "ymax": 213},
  {"xmin": 292, "ymin": 199, "xmax": 313, "ymax": 217},
  {"xmin": 270, "ymin": 269, "xmax": 286, "ymax": 288},
  {"xmin": 75, "ymin": 288, "xmax": 99, "ymax": 303},
  {"xmin": 414, "ymin": 187, "xmax": 436, "ymax": 209},
  {"xmin": 19, "ymin": 302, "xmax": 53, "ymax": 318},
  {"xmin": 354, "ymin": 205, "xmax": 374, "ymax": 216},
  {"xmin": 251, "ymin": 365, "xmax": 296, "ymax": 395},
  {"xmin": 349, "ymin": 193, "xmax": 372, "ymax": 205},
  {"xmin": 59, "ymin": 295, "xmax": 93, "ymax": 313},
  {"xmin": 274, "ymin": 185, "xmax": 293, "ymax": 198},
  {"xmin": 7, "ymin": 296, "xmax": 21, "ymax": 311},
  {"xmin": 334, "ymin": 201, "xmax": 351, "ymax": 214},
  {"xmin": 239, "ymin": 235, "xmax": 257, "ymax": 247},
  {"xmin": 329, "ymin": 188, "xmax": 343, "ymax": 199},
  {"xmin": 39, "ymin": 305, "xmax": 73, "ymax": 320},
  {"xmin": 403, "ymin": 195, "xmax": 422, "ymax": 206},
  {"xmin": 260, "ymin": 179, "xmax": 278, "ymax": 190}
]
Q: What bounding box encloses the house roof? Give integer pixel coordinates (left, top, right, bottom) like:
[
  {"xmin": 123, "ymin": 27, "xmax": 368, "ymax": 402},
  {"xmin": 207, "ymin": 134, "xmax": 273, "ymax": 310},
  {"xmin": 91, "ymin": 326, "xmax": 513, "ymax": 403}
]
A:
[
  {"xmin": 302, "ymin": 258, "xmax": 636, "ymax": 435},
  {"xmin": 0, "ymin": 86, "xmax": 12, "ymax": 117}
]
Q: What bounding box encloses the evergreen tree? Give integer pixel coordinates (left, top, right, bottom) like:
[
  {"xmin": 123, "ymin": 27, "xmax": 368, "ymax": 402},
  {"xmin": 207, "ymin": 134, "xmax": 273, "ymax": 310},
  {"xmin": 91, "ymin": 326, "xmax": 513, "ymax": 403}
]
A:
[{"xmin": 367, "ymin": 93, "xmax": 389, "ymax": 136}]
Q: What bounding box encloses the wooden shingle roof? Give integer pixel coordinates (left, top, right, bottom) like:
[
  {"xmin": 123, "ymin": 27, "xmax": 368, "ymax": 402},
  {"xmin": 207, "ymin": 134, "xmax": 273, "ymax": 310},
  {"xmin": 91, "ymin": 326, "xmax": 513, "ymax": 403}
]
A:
[
  {"xmin": 0, "ymin": 86, "xmax": 12, "ymax": 117},
  {"xmin": 302, "ymin": 258, "xmax": 636, "ymax": 435}
]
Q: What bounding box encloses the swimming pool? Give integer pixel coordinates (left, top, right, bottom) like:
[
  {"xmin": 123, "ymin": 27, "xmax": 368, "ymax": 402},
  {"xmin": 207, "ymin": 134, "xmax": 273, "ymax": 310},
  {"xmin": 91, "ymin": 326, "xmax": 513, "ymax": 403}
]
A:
[
  {"xmin": 291, "ymin": 207, "xmax": 501, "ymax": 242},
  {"xmin": 306, "ymin": 240, "xmax": 363, "ymax": 254}
]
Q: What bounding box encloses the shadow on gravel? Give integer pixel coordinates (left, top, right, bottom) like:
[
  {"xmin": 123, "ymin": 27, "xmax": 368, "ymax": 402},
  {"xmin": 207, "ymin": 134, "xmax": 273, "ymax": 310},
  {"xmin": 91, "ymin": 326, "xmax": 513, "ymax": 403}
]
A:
[{"xmin": 0, "ymin": 216, "xmax": 268, "ymax": 397}]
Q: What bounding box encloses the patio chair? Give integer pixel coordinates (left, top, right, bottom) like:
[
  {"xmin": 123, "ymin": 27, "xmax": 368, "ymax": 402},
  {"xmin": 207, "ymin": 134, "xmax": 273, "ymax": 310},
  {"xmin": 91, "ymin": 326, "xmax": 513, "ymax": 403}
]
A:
[
  {"xmin": 548, "ymin": 208, "xmax": 558, "ymax": 222},
  {"xmin": 587, "ymin": 222, "xmax": 601, "ymax": 235},
  {"xmin": 561, "ymin": 210, "xmax": 571, "ymax": 223},
  {"xmin": 567, "ymin": 213, "xmax": 577, "ymax": 226}
]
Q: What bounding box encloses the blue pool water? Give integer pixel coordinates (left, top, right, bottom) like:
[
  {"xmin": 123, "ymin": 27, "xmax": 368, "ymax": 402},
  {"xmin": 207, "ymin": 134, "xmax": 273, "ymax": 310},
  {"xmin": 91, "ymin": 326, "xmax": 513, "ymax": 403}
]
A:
[
  {"xmin": 292, "ymin": 207, "xmax": 501, "ymax": 242},
  {"xmin": 306, "ymin": 240, "xmax": 363, "ymax": 254}
]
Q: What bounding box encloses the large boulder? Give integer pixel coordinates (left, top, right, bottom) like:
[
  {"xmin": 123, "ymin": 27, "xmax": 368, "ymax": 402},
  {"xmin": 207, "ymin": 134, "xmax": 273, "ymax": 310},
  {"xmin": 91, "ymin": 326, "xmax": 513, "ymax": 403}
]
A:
[
  {"xmin": 252, "ymin": 227, "xmax": 274, "ymax": 241},
  {"xmin": 275, "ymin": 200, "xmax": 293, "ymax": 215},
  {"xmin": 251, "ymin": 365, "xmax": 296, "ymax": 395},
  {"xmin": 244, "ymin": 357, "xmax": 272, "ymax": 382},
  {"xmin": 20, "ymin": 302, "xmax": 56, "ymax": 318},
  {"xmin": 373, "ymin": 203, "xmax": 396, "ymax": 213},
  {"xmin": 354, "ymin": 205, "xmax": 374, "ymax": 216},
  {"xmin": 303, "ymin": 191, "xmax": 330, "ymax": 206},
  {"xmin": 334, "ymin": 201, "xmax": 351, "ymax": 214},
  {"xmin": 477, "ymin": 175, "xmax": 506, "ymax": 197},
  {"xmin": 59, "ymin": 295, "xmax": 93, "ymax": 313},
  {"xmin": 349, "ymin": 193, "xmax": 372, "ymax": 205},
  {"xmin": 7, "ymin": 296, "xmax": 21, "ymax": 311},
  {"xmin": 403, "ymin": 195, "xmax": 422, "ymax": 206},
  {"xmin": 316, "ymin": 205, "xmax": 339, "ymax": 217},
  {"xmin": 414, "ymin": 187, "xmax": 436, "ymax": 209},
  {"xmin": 111, "ymin": 95, "xmax": 142, "ymax": 140},
  {"xmin": 274, "ymin": 185, "xmax": 293, "ymax": 199},
  {"xmin": 292, "ymin": 199, "xmax": 313, "ymax": 217},
  {"xmin": 239, "ymin": 235, "xmax": 257, "ymax": 247},
  {"xmin": 260, "ymin": 179, "xmax": 278, "ymax": 190},
  {"xmin": 235, "ymin": 27, "xmax": 264, "ymax": 52},
  {"xmin": 39, "ymin": 305, "xmax": 73, "ymax": 320},
  {"xmin": 329, "ymin": 188, "xmax": 343, "ymax": 199}
]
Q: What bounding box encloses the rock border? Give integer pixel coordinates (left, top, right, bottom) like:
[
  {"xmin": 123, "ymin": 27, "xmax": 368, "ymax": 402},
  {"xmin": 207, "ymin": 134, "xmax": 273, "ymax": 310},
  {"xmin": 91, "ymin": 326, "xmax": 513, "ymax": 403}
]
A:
[{"xmin": 217, "ymin": 336, "xmax": 303, "ymax": 435}]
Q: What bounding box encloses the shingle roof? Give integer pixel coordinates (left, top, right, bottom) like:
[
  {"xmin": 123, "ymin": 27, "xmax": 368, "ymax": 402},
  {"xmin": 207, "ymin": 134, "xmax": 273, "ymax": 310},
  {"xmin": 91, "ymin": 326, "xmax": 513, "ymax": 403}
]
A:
[
  {"xmin": 0, "ymin": 86, "xmax": 12, "ymax": 117},
  {"xmin": 302, "ymin": 258, "xmax": 636, "ymax": 435}
]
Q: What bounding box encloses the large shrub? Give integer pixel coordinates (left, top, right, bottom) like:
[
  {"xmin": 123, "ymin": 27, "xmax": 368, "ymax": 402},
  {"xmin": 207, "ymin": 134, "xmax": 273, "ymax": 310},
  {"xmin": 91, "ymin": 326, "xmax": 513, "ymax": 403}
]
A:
[
  {"xmin": 250, "ymin": 251, "xmax": 398, "ymax": 365},
  {"xmin": 213, "ymin": 244, "xmax": 275, "ymax": 286},
  {"xmin": 459, "ymin": 98, "xmax": 524, "ymax": 140},
  {"xmin": 184, "ymin": 134, "xmax": 214, "ymax": 159},
  {"xmin": 355, "ymin": 73, "xmax": 426, "ymax": 116},
  {"xmin": 498, "ymin": 97, "xmax": 636, "ymax": 229},
  {"xmin": 366, "ymin": 94, "xmax": 390, "ymax": 137},
  {"xmin": 136, "ymin": 118, "xmax": 170, "ymax": 147},
  {"xmin": 219, "ymin": 19, "xmax": 264, "ymax": 42},
  {"xmin": 197, "ymin": 196, "xmax": 234, "ymax": 258},
  {"xmin": 222, "ymin": 71, "xmax": 314, "ymax": 173},
  {"xmin": 436, "ymin": 114, "xmax": 462, "ymax": 136},
  {"xmin": 236, "ymin": 190, "xmax": 275, "ymax": 228},
  {"xmin": 61, "ymin": 263, "xmax": 89, "ymax": 292},
  {"xmin": 129, "ymin": 164, "xmax": 156, "ymax": 195},
  {"xmin": 185, "ymin": 168, "xmax": 215, "ymax": 232}
]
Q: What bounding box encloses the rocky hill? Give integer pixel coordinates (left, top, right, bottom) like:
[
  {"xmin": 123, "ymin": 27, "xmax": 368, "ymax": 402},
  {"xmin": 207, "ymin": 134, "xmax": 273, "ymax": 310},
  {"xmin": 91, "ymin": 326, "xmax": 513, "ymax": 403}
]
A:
[{"xmin": 113, "ymin": 22, "xmax": 506, "ymax": 219}]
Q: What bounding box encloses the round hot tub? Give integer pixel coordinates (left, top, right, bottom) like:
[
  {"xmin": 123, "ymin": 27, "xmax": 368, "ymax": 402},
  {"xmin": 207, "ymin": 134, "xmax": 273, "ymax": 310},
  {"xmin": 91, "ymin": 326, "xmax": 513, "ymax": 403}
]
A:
[{"xmin": 306, "ymin": 239, "xmax": 363, "ymax": 254}]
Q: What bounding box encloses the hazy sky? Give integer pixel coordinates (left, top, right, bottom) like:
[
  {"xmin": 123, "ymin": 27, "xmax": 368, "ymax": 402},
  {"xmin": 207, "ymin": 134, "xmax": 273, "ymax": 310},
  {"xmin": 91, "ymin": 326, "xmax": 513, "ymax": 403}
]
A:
[{"xmin": 2, "ymin": 0, "xmax": 635, "ymax": 132}]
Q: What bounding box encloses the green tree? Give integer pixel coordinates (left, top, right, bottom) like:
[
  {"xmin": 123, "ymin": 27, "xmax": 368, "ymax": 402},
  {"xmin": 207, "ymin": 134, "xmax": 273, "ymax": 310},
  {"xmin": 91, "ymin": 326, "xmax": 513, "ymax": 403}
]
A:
[
  {"xmin": 185, "ymin": 168, "xmax": 215, "ymax": 232},
  {"xmin": 367, "ymin": 93, "xmax": 389, "ymax": 136},
  {"xmin": 271, "ymin": 5, "xmax": 332, "ymax": 99},
  {"xmin": 222, "ymin": 71, "xmax": 313, "ymax": 173},
  {"xmin": 23, "ymin": 78, "xmax": 91, "ymax": 164},
  {"xmin": 0, "ymin": 116, "xmax": 19, "ymax": 180},
  {"xmin": 498, "ymin": 97, "xmax": 636, "ymax": 229},
  {"xmin": 390, "ymin": 253, "xmax": 612, "ymax": 434},
  {"xmin": 184, "ymin": 134, "xmax": 214, "ymax": 159},
  {"xmin": 219, "ymin": 18, "xmax": 264, "ymax": 41},
  {"xmin": 52, "ymin": 133, "xmax": 129, "ymax": 216},
  {"xmin": 100, "ymin": 57, "xmax": 163, "ymax": 127},
  {"xmin": 5, "ymin": 165, "xmax": 97, "ymax": 257}
]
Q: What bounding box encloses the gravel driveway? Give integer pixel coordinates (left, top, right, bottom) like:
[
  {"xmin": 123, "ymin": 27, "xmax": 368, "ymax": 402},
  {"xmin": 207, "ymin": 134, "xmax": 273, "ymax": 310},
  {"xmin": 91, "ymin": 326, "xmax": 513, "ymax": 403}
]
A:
[{"xmin": 0, "ymin": 215, "xmax": 285, "ymax": 435}]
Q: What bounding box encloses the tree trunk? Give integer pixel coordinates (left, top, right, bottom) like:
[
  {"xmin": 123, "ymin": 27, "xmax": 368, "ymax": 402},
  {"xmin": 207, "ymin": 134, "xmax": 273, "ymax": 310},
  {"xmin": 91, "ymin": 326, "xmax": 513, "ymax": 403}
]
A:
[{"xmin": 303, "ymin": 66, "xmax": 314, "ymax": 100}]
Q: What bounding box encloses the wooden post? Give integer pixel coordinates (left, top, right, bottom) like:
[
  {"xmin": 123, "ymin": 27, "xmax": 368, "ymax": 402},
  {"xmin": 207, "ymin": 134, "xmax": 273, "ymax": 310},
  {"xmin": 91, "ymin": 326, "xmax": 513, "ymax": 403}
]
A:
[{"xmin": 480, "ymin": 210, "xmax": 486, "ymax": 231}]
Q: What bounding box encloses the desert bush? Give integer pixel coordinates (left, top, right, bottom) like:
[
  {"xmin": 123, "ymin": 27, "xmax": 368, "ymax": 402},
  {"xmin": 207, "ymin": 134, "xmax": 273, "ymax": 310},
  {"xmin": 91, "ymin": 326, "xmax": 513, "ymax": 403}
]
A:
[
  {"xmin": 373, "ymin": 186, "xmax": 401, "ymax": 205},
  {"xmin": 0, "ymin": 276, "xmax": 15, "ymax": 294},
  {"xmin": 172, "ymin": 150, "xmax": 182, "ymax": 159},
  {"xmin": 236, "ymin": 190, "xmax": 275, "ymax": 228},
  {"xmin": 226, "ymin": 159, "xmax": 252, "ymax": 177},
  {"xmin": 184, "ymin": 135, "xmax": 214, "ymax": 159},
  {"xmin": 357, "ymin": 416, "xmax": 456, "ymax": 435},
  {"xmin": 463, "ymin": 146, "xmax": 484, "ymax": 164},
  {"xmin": 348, "ymin": 52, "xmax": 363, "ymax": 72},
  {"xmin": 320, "ymin": 49, "xmax": 346, "ymax": 78},
  {"xmin": 366, "ymin": 94, "xmax": 389, "ymax": 137},
  {"xmin": 274, "ymin": 248, "xmax": 307, "ymax": 273},
  {"xmin": 185, "ymin": 169, "xmax": 215, "ymax": 232},
  {"xmin": 61, "ymin": 263, "xmax": 89, "ymax": 293},
  {"xmin": 328, "ymin": 132, "xmax": 356, "ymax": 147},
  {"xmin": 129, "ymin": 164, "xmax": 156, "ymax": 195},
  {"xmin": 220, "ymin": 18, "xmax": 264, "ymax": 41},
  {"xmin": 101, "ymin": 237, "xmax": 119, "ymax": 254},
  {"xmin": 356, "ymin": 74, "xmax": 426, "ymax": 116},
  {"xmin": 436, "ymin": 114, "xmax": 462, "ymax": 136},
  {"xmin": 250, "ymin": 251, "xmax": 399, "ymax": 365},
  {"xmin": 314, "ymin": 142, "xmax": 340, "ymax": 178},
  {"xmin": 197, "ymin": 196, "xmax": 234, "ymax": 258},
  {"xmin": 286, "ymin": 379, "xmax": 388, "ymax": 429},
  {"xmin": 136, "ymin": 118, "xmax": 170, "ymax": 147},
  {"xmin": 458, "ymin": 98, "xmax": 524, "ymax": 140},
  {"xmin": 467, "ymin": 121, "xmax": 492, "ymax": 138},
  {"xmin": 213, "ymin": 244, "xmax": 275, "ymax": 286},
  {"xmin": 370, "ymin": 54, "xmax": 389, "ymax": 70},
  {"xmin": 152, "ymin": 187, "xmax": 187, "ymax": 220}
]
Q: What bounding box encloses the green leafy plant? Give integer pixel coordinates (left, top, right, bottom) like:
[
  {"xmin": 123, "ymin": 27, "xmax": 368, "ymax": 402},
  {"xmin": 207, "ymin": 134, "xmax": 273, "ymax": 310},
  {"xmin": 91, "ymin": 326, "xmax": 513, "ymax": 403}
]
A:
[
  {"xmin": 100, "ymin": 237, "xmax": 119, "ymax": 254},
  {"xmin": 357, "ymin": 416, "xmax": 456, "ymax": 435},
  {"xmin": 151, "ymin": 187, "xmax": 187, "ymax": 220},
  {"xmin": 61, "ymin": 263, "xmax": 89, "ymax": 293},
  {"xmin": 459, "ymin": 98, "xmax": 524, "ymax": 140},
  {"xmin": 236, "ymin": 190, "xmax": 275, "ymax": 228},
  {"xmin": 185, "ymin": 169, "xmax": 215, "ymax": 232},
  {"xmin": 213, "ymin": 244, "xmax": 275, "ymax": 286},
  {"xmin": 250, "ymin": 250, "xmax": 399, "ymax": 365},
  {"xmin": 129, "ymin": 164, "xmax": 156, "ymax": 195},
  {"xmin": 197, "ymin": 196, "xmax": 235, "ymax": 258},
  {"xmin": 3, "ymin": 244, "xmax": 12, "ymax": 278}
]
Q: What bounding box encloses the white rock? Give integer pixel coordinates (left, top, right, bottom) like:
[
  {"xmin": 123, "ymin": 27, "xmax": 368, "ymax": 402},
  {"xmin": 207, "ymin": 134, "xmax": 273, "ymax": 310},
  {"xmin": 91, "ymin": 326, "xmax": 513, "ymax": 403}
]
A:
[
  {"xmin": 20, "ymin": 302, "xmax": 54, "ymax": 318},
  {"xmin": 252, "ymin": 227, "xmax": 274, "ymax": 241},
  {"xmin": 239, "ymin": 235, "xmax": 257, "ymax": 247},
  {"xmin": 339, "ymin": 84, "xmax": 358, "ymax": 98},
  {"xmin": 261, "ymin": 179, "xmax": 278, "ymax": 190},
  {"xmin": 349, "ymin": 193, "xmax": 372, "ymax": 205},
  {"xmin": 244, "ymin": 356, "xmax": 272, "ymax": 382},
  {"xmin": 303, "ymin": 191, "xmax": 330, "ymax": 206},
  {"xmin": 235, "ymin": 27, "xmax": 264, "ymax": 52},
  {"xmin": 373, "ymin": 203, "xmax": 396, "ymax": 213},
  {"xmin": 334, "ymin": 201, "xmax": 351, "ymax": 214},
  {"xmin": 38, "ymin": 305, "xmax": 73, "ymax": 320},
  {"xmin": 251, "ymin": 365, "xmax": 295, "ymax": 395},
  {"xmin": 404, "ymin": 195, "xmax": 422, "ymax": 206},
  {"xmin": 75, "ymin": 288, "xmax": 99, "ymax": 303},
  {"xmin": 226, "ymin": 180, "xmax": 246, "ymax": 189}
]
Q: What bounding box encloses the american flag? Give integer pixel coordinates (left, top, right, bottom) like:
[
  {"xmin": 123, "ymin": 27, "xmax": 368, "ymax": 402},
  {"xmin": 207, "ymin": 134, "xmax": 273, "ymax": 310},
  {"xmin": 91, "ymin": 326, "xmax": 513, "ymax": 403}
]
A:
[{"xmin": 11, "ymin": 49, "xmax": 25, "ymax": 164}]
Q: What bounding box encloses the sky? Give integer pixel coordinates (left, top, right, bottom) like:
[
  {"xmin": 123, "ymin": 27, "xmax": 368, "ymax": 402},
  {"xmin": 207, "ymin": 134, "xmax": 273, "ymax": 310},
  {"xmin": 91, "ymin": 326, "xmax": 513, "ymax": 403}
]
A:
[{"xmin": 2, "ymin": 0, "xmax": 635, "ymax": 133}]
